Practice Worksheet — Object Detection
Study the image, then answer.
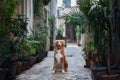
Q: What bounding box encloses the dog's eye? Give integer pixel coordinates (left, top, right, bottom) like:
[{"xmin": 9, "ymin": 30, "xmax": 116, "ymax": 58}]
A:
[{"xmin": 55, "ymin": 42, "xmax": 58, "ymax": 46}]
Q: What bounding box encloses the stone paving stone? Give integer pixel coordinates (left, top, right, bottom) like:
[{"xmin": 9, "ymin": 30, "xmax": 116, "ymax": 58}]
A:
[{"xmin": 16, "ymin": 43, "xmax": 92, "ymax": 80}]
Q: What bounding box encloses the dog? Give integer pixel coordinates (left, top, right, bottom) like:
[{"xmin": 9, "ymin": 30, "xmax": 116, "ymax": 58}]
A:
[{"xmin": 53, "ymin": 40, "xmax": 68, "ymax": 73}]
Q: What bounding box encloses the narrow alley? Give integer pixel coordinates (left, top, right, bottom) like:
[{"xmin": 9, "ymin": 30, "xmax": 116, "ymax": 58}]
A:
[{"xmin": 16, "ymin": 43, "xmax": 92, "ymax": 80}]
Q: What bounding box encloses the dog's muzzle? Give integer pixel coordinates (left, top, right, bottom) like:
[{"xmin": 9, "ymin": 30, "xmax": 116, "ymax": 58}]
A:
[
  {"xmin": 57, "ymin": 45, "xmax": 61, "ymax": 49},
  {"xmin": 57, "ymin": 42, "xmax": 62, "ymax": 49}
]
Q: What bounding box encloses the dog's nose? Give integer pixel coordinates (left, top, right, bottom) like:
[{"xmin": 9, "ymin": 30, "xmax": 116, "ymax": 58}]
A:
[
  {"xmin": 58, "ymin": 44, "xmax": 60, "ymax": 46},
  {"xmin": 57, "ymin": 43, "xmax": 61, "ymax": 49}
]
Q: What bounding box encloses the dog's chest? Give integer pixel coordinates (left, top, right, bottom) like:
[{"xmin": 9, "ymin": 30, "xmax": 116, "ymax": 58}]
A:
[{"xmin": 55, "ymin": 50, "xmax": 63, "ymax": 63}]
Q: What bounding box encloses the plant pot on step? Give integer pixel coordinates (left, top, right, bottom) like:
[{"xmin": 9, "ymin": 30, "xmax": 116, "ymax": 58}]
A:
[
  {"xmin": 16, "ymin": 61, "xmax": 22, "ymax": 75},
  {"xmin": 91, "ymin": 67, "xmax": 107, "ymax": 80},
  {"xmin": 97, "ymin": 70, "xmax": 120, "ymax": 80},
  {"xmin": 0, "ymin": 68, "xmax": 8, "ymax": 80},
  {"xmin": 91, "ymin": 65, "xmax": 117, "ymax": 80},
  {"xmin": 50, "ymin": 45, "xmax": 54, "ymax": 51},
  {"xmin": 29, "ymin": 56, "xmax": 37, "ymax": 66},
  {"xmin": 84, "ymin": 58, "xmax": 96, "ymax": 68},
  {"xmin": 6, "ymin": 62, "xmax": 18, "ymax": 80},
  {"xmin": 43, "ymin": 50, "xmax": 48, "ymax": 57},
  {"xmin": 21, "ymin": 61, "xmax": 29, "ymax": 71},
  {"xmin": 77, "ymin": 42, "xmax": 81, "ymax": 47},
  {"xmin": 84, "ymin": 58, "xmax": 91, "ymax": 68}
]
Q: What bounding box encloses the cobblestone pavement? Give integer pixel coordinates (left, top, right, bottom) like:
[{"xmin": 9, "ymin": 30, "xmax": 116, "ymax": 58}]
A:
[{"xmin": 16, "ymin": 43, "xmax": 92, "ymax": 80}]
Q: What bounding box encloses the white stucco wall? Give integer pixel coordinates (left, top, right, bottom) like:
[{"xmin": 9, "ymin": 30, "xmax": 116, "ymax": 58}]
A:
[
  {"xmin": 57, "ymin": 0, "xmax": 77, "ymax": 7},
  {"xmin": 57, "ymin": 0, "xmax": 63, "ymax": 7}
]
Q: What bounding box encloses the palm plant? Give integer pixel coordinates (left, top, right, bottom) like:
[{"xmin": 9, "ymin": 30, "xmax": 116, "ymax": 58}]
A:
[
  {"xmin": 109, "ymin": 0, "xmax": 120, "ymax": 72},
  {"xmin": 62, "ymin": 8, "xmax": 89, "ymax": 42},
  {"xmin": 62, "ymin": 8, "xmax": 89, "ymax": 28}
]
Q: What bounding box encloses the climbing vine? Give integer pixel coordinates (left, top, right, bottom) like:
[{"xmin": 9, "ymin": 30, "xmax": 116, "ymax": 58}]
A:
[
  {"xmin": 33, "ymin": 0, "xmax": 51, "ymax": 17},
  {"xmin": 0, "ymin": 0, "xmax": 20, "ymax": 26},
  {"xmin": 0, "ymin": 0, "xmax": 20, "ymax": 28},
  {"xmin": 0, "ymin": 0, "xmax": 21, "ymax": 60}
]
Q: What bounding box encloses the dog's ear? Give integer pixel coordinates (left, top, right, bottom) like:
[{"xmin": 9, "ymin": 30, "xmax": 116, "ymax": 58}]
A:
[
  {"xmin": 63, "ymin": 41, "xmax": 65, "ymax": 46},
  {"xmin": 61, "ymin": 40, "xmax": 65, "ymax": 46},
  {"xmin": 54, "ymin": 41, "xmax": 58, "ymax": 47}
]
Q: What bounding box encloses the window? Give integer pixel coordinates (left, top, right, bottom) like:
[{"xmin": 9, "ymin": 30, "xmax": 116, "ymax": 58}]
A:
[
  {"xmin": 63, "ymin": 0, "xmax": 71, "ymax": 7},
  {"xmin": 57, "ymin": 9, "xmax": 60, "ymax": 17},
  {"xmin": 77, "ymin": 0, "xmax": 79, "ymax": 5}
]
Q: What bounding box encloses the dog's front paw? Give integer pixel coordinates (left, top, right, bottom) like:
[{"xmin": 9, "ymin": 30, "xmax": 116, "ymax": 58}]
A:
[
  {"xmin": 62, "ymin": 70, "xmax": 65, "ymax": 73},
  {"xmin": 51, "ymin": 70, "xmax": 55, "ymax": 73}
]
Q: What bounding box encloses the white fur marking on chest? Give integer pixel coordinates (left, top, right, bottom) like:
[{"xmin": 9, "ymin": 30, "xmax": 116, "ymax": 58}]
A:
[{"xmin": 55, "ymin": 50, "xmax": 63, "ymax": 63}]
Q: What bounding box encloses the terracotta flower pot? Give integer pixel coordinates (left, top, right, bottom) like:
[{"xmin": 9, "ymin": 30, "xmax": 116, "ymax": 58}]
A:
[
  {"xmin": 78, "ymin": 43, "xmax": 81, "ymax": 46},
  {"xmin": 84, "ymin": 58, "xmax": 97, "ymax": 68},
  {"xmin": 84, "ymin": 59, "xmax": 91, "ymax": 68}
]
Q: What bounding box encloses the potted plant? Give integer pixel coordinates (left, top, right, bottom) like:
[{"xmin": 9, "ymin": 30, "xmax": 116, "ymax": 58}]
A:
[
  {"xmin": 0, "ymin": 1, "xmax": 22, "ymax": 79},
  {"xmin": 0, "ymin": 43, "xmax": 9, "ymax": 80},
  {"xmin": 56, "ymin": 28, "xmax": 64, "ymax": 40},
  {"xmin": 82, "ymin": 40, "xmax": 97, "ymax": 68},
  {"xmin": 75, "ymin": 26, "xmax": 81, "ymax": 46},
  {"xmin": 78, "ymin": 0, "xmax": 120, "ymax": 79},
  {"xmin": 33, "ymin": 23, "xmax": 49, "ymax": 62}
]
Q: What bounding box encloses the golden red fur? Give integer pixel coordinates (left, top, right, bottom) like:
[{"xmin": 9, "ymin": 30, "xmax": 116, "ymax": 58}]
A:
[{"xmin": 53, "ymin": 40, "xmax": 68, "ymax": 73}]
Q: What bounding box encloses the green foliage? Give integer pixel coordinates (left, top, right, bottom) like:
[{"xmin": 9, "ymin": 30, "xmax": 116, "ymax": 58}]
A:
[
  {"xmin": 0, "ymin": 15, "xmax": 28, "ymax": 62},
  {"xmin": 82, "ymin": 41, "xmax": 96, "ymax": 59},
  {"xmin": 0, "ymin": 0, "xmax": 20, "ymax": 26},
  {"xmin": 78, "ymin": 0, "xmax": 120, "ymax": 74},
  {"xmin": 0, "ymin": 1, "xmax": 22, "ymax": 61},
  {"xmin": 62, "ymin": 7, "xmax": 89, "ymax": 41},
  {"xmin": 56, "ymin": 28, "xmax": 64, "ymax": 40},
  {"xmin": 78, "ymin": 0, "xmax": 110, "ymax": 65},
  {"xmin": 48, "ymin": 16, "xmax": 53, "ymax": 21},
  {"xmin": 26, "ymin": 39, "xmax": 40, "ymax": 54},
  {"xmin": 33, "ymin": 0, "xmax": 51, "ymax": 17},
  {"xmin": 78, "ymin": 0, "xmax": 92, "ymax": 17},
  {"xmin": 33, "ymin": 24, "xmax": 49, "ymax": 51},
  {"xmin": 62, "ymin": 8, "xmax": 89, "ymax": 28},
  {"xmin": 33, "ymin": 0, "xmax": 43, "ymax": 17},
  {"xmin": 75, "ymin": 26, "xmax": 81, "ymax": 42}
]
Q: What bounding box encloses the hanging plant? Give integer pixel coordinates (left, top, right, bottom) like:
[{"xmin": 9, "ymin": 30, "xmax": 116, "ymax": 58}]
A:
[
  {"xmin": 42, "ymin": 0, "xmax": 51, "ymax": 5},
  {"xmin": 33, "ymin": 0, "xmax": 51, "ymax": 17}
]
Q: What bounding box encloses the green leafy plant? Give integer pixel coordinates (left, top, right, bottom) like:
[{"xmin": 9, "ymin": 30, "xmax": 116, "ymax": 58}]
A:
[
  {"xmin": 33, "ymin": 23, "xmax": 49, "ymax": 51},
  {"xmin": 62, "ymin": 8, "xmax": 89, "ymax": 28},
  {"xmin": 78, "ymin": 0, "xmax": 120, "ymax": 76},
  {"xmin": 75, "ymin": 26, "xmax": 81, "ymax": 44},
  {"xmin": 56, "ymin": 28, "xmax": 64, "ymax": 40},
  {"xmin": 62, "ymin": 7, "xmax": 89, "ymax": 43},
  {"xmin": 82, "ymin": 41, "xmax": 96, "ymax": 59},
  {"xmin": 26, "ymin": 39, "xmax": 40, "ymax": 54},
  {"xmin": 33, "ymin": 0, "xmax": 51, "ymax": 17},
  {"xmin": 0, "ymin": 1, "xmax": 21, "ymax": 62}
]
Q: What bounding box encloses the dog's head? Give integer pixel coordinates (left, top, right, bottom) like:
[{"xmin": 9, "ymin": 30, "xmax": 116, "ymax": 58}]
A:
[{"xmin": 54, "ymin": 40, "xmax": 65, "ymax": 50}]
